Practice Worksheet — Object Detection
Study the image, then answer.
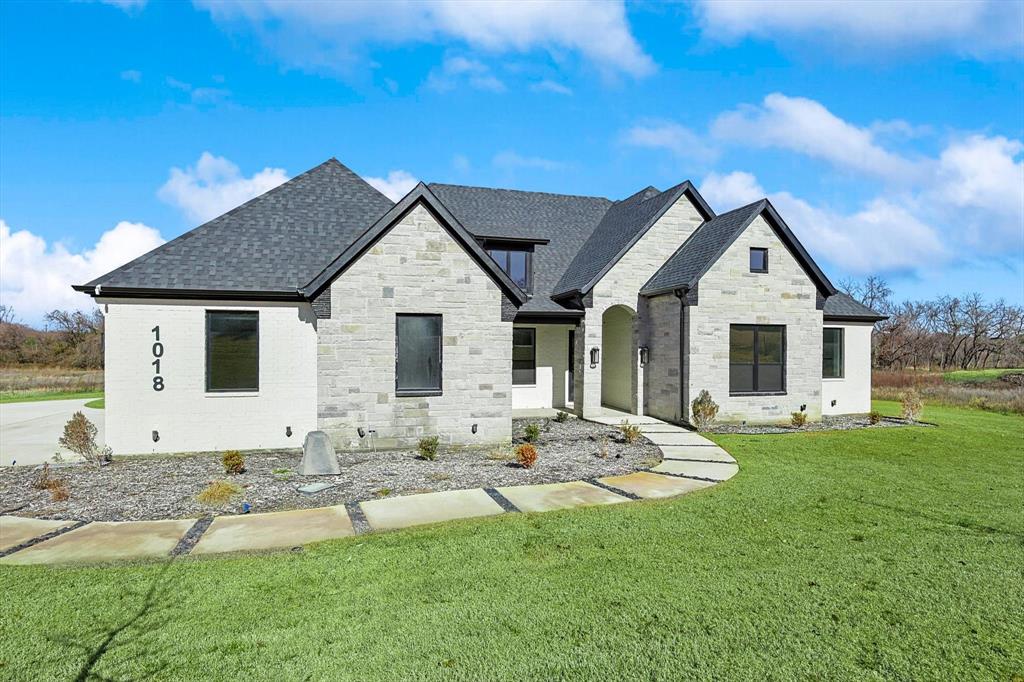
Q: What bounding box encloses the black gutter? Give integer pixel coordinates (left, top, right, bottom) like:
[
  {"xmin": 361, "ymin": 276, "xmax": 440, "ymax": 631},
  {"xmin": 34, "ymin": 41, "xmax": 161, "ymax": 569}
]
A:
[
  {"xmin": 72, "ymin": 285, "xmax": 306, "ymax": 301},
  {"xmin": 824, "ymin": 315, "xmax": 888, "ymax": 323}
]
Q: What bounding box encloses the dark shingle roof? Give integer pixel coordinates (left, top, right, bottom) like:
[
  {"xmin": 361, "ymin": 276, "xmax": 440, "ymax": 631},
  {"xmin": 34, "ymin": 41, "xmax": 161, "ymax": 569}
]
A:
[
  {"xmin": 428, "ymin": 183, "xmax": 612, "ymax": 313},
  {"xmin": 823, "ymin": 292, "xmax": 887, "ymax": 320},
  {"xmin": 641, "ymin": 200, "xmax": 766, "ymax": 296},
  {"xmin": 83, "ymin": 159, "xmax": 394, "ymax": 294},
  {"xmin": 552, "ymin": 182, "xmax": 711, "ymax": 298}
]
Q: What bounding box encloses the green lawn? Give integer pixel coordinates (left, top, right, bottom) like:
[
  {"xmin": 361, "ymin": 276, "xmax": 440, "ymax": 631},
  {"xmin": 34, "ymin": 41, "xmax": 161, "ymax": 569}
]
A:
[
  {"xmin": 0, "ymin": 390, "xmax": 104, "ymax": 404},
  {"xmin": 1, "ymin": 403, "xmax": 1021, "ymax": 680},
  {"xmin": 83, "ymin": 397, "xmax": 104, "ymax": 409},
  {"xmin": 944, "ymin": 368, "xmax": 1023, "ymax": 383}
]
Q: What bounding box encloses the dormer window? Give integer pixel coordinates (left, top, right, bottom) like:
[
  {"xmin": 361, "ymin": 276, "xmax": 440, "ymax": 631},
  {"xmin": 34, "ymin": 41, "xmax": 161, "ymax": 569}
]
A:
[
  {"xmin": 749, "ymin": 248, "xmax": 768, "ymax": 273},
  {"xmin": 486, "ymin": 245, "xmax": 532, "ymax": 292}
]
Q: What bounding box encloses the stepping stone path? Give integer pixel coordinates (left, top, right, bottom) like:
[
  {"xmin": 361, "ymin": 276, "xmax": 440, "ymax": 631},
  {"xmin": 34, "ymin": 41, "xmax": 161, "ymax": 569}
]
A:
[{"xmin": 0, "ymin": 412, "xmax": 736, "ymax": 565}]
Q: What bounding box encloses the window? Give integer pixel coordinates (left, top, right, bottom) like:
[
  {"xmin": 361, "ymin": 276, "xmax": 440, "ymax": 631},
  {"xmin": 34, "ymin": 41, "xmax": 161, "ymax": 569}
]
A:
[
  {"xmin": 206, "ymin": 311, "xmax": 259, "ymax": 392},
  {"xmin": 396, "ymin": 314, "xmax": 442, "ymax": 395},
  {"xmin": 729, "ymin": 324, "xmax": 785, "ymax": 394},
  {"xmin": 513, "ymin": 328, "xmax": 536, "ymax": 385},
  {"xmin": 823, "ymin": 327, "xmax": 844, "ymax": 379},
  {"xmin": 749, "ymin": 248, "xmax": 768, "ymax": 273},
  {"xmin": 487, "ymin": 247, "xmax": 531, "ymax": 291}
]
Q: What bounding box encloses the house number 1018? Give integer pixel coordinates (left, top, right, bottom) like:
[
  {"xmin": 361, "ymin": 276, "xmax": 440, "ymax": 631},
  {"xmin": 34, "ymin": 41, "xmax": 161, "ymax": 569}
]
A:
[{"xmin": 151, "ymin": 326, "xmax": 164, "ymax": 391}]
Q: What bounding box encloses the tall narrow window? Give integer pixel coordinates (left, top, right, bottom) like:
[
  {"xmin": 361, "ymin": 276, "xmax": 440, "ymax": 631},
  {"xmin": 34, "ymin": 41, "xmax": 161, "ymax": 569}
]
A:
[
  {"xmin": 396, "ymin": 314, "xmax": 442, "ymax": 395},
  {"xmin": 729, "ymin": 324, "xmax": 785, "ymax": 394},
  {"xmin": 487, "ymin": 247, "xmax": 532, "ymax": 292},
  {"xmin": 513, "ymin": 328, "xmax": 536, "ymax": 385},
  {"xmin": 206, "ymin": 311, "xmax": 259, "ymax": 392},
  {"xmin": 823, "ymin": 327, "xmax": 844, "ymax": 379}
]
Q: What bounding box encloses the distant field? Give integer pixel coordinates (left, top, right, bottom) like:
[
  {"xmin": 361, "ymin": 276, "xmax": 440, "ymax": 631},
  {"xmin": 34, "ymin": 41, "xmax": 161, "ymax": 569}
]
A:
[
  {"xmin": 0, "ymin": 365, "xmax": 104, "ymax": 404},
  {"xmin": 873, "ymin": 368, "xmax": 1023, "ymax": 415},
  {"xmin": 944, "ymin": 368, "xmax": 1024, "ymax": 383}
]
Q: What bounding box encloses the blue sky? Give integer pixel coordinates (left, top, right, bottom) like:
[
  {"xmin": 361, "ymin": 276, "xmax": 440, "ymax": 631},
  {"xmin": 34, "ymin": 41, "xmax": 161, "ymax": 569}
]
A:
[{"xmin": 2, "ymin": 0, "xmax": 1022, "ymax": 325}]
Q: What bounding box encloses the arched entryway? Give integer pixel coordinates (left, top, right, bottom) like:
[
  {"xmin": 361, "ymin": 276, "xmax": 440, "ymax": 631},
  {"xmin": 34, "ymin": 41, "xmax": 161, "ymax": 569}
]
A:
[{"xmin": 601, "ymin": 304, "xmax": 636, "ymax": 412}]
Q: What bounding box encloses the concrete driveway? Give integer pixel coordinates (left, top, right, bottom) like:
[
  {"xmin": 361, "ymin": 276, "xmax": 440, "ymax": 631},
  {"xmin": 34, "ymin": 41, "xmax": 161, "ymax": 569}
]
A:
[{"xmin": 0, "ymin": 399, "xmax": 104, "ymax": 467}]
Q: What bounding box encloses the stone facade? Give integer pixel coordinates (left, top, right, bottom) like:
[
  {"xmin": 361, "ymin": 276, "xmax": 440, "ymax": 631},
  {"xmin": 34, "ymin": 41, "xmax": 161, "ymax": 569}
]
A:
[
  {"xmin": 575, "ymin": 194, "xmax": 705, "ymax": 418},
  {"xmin": 685, "ymin": 215, "xmax": 823, "ymax": 423},
  {"xmin": 642, "ymin": 293, "xmax": 683, "ymax": 422},
  {"xmin": 317, "ymin": 203, "xmax": 513, "ymax": 450}
]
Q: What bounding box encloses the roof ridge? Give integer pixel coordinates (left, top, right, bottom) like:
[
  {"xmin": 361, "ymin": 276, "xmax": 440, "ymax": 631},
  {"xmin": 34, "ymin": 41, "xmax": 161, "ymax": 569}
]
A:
[{"xmin": 427, "ymin": 182, "xmax": 611, "ymax": 203}]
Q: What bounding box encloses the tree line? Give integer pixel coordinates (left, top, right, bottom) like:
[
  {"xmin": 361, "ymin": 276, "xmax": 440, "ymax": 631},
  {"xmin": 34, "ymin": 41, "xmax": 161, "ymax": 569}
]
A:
[
  {"xmin": 840, "ymin": 277, "xmax": 1024, "ymax": 371},
  {"xmin": 0, "ymin": 305, "xmax": 104, "ymax": 368}
]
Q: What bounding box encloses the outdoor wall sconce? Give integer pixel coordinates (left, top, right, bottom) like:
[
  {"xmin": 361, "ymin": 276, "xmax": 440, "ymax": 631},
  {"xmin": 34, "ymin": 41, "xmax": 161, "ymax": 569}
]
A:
[
  {"xmin": 590, "ymin": 347, "xmax": 600, "ymax": 368},
  {"xmin": 152, "ymin": 430, "xmax": 159, "ymax": 443},
  {"xmin": 357, "ymin": 427, "xmax": 366, "ymax": 438},
  {"xmin": 800, "ymin": 404, "xmax": 807, "ymax": 412},
  {"xmin": 639, "ymin": 346, "xmax": 650, "ymax": 367},
  {"xmin": 472, "ymin": 423, "xmax": 478, "ymax": 434},
  {"xmin": 285, "ymin": 426, "xmax": 292, "ymax": 438},
  {"xmin": 831, "ymin": 400, "xmax": 837, "ymax": 407}
]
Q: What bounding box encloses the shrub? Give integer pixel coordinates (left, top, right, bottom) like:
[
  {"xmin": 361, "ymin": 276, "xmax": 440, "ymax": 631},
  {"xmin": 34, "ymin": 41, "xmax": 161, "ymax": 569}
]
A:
[
  {"xmin": 196, "ymin": 480, "xmax": 242, "ymax": 505},
  {"xmin": 486, "ymin": 442, "xmax": 515, "ymax": 461},
  {"xmin": 48, "ymin": 480, "xmax": 70, "ymax": 502},
  {"xmin": 691, "ymin": 390, "xmax": 719, "ymax": 431},
  {"xmin": 374, "ymin": 487, "xmax": 392, "ymax": 498},
  {"xmin": 32, "ymin": 463, "xmax": 53, "ymax": 490},
  {"xmin": 58, "ymin": 411, "xmax": 111, "ymax": 466},
  {"xmin": 523, "ymin": 422, "xmax": 541, "ymax": 443},
  {"xmin": 516, "ymin": 443, "xmax": 537, "ymax": 468},
  {"xmin": 598, "ymin": 435, "xmax": 609, "ymax": 459},
  {"xmin": 619, "ymin": 420, "xmax": 642, "ymax": 444},
  {"xmin": 553, "ymin": 410, "xmax": 569, "ymax": 423},
  {"xmin": 867, "ymin": 410, "xmax": 882, "ymax": 425},
  {"xmin": 222, "ymin": 450, "xmax": 245, "ymax": 475},
  {"xmin": 418, "ymin": 436, "xmax": 440, "ymax": 461},
  {"xmin": 901, "ymin": 389, "xmax": 924, "ymax": 422},
  {"xmin": 790, "ymin": 411, "xmax": 807, "ymax": 428}
]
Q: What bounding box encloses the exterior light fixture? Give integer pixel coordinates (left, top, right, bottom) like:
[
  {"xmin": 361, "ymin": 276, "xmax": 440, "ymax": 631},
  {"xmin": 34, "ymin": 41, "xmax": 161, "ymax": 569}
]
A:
[
  {"xmin": 590, "ymin": 347, "xmax": 600, "ymax": 367},
  {"xmin": 800, "ymin": 404, "xmax": 807, "ymax": 412},
  {"xmin": 285, "ymin": 426, "xmax": 292, "ymax": 437},
  {"xmin": 639, "ymin": 346, "xmax": 650, "ymax": 367},
  {"xmin": 152, "ymin": 430, "xmax": 160, "ymax": 443},
  {"xmin": 831, "ymin": 399, "xmax": 837, "ymax": 407},
  {"xmin": 357, "ymin": 427, "xmax": 366, "ymax": 438},
  {"xmin": 472, "ymin": 423, "xmax": 478, "ymax": 434}
]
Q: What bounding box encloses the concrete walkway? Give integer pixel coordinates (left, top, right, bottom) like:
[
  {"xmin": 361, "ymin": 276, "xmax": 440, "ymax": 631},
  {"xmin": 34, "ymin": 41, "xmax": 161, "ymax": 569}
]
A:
[
  {"xmin": 0, "ymin": 398, "xmax": 104, "ymax": 467},
  {"xmin": 0, "ymin": 411, "xmax": 735, "ymax": 565}
]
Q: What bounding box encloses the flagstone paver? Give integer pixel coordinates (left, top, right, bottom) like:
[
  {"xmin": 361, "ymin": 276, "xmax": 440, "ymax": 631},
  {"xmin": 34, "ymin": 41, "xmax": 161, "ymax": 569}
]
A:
[
  {"xmin": 191, "ymin": 506, "xmax": 355, "ymax": 555},
  {"xmin": 660, "ymin": 445, "xmax": 736, "ymax": 463},
  {"xmin": 359, "ymin": 488, "xmax": 505, "ymax": 531},
  {"xmin": 1, "ymin": 519, "xmax": 194, "ymax": 565},
  {"xmin": 598, "ymin": 471, "xmax": 715, "ymax": 499},
  {"xmin": 652, "ymin": 459, "xmax": 740, "ymax": 481},
  {"xmin": 0, "ymin": 516, "xmax": 77, "ymax": 552},
  {"xmin": 636, "ymin": 423, "xmax": 691, "ymax": 433},
  {"xmin": 642, "ymin": 431, "xmax": 716, "ymax": 446},
  {"xmin": 495, "ymin": 481, "xmax": 628, "ymax": 512}
]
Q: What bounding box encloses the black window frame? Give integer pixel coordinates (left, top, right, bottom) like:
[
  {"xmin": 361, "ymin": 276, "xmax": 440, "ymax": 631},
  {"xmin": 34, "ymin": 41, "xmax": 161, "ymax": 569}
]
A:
[
  {"xmin": 729, "ymin": 324, "xmax": 786, "ymax": 396},
  {"xmin": 395, "ymin": 313, "xmax": 443, "ymax": 397},
  {"xmin": 512, "ymin": 327, "xmax": 537, "ymax": 386},
  {"xmin": 486, "ymin": 245, "xmax": 533, "ymax": 293},
  {"xmin": 749, "ymin": 247, "xmax": 769, "ymax": 273},
  {"xmin": 205, "ymin": 310, "xmax": 260, "ymax": 393},
  {"xmin": 822, "ymin": 327, "xmax": 845, "ymax": 379}
]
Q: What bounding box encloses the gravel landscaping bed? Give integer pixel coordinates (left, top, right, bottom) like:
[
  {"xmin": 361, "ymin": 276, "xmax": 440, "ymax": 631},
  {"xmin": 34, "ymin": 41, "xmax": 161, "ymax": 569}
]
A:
[
  {"xmin": 0, "ymin": 417, "xmax": 659, "ymax": 522},
  {"xmin": 706, "ymin": 414, "xmax": 931, "ymax": 435}
]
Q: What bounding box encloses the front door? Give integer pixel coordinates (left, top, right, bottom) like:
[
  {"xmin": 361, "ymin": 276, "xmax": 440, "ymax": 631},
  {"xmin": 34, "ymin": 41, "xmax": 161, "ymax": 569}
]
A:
[{"xmin": 567, "ymin": 330, "xmax": 575, "ymax": 403}]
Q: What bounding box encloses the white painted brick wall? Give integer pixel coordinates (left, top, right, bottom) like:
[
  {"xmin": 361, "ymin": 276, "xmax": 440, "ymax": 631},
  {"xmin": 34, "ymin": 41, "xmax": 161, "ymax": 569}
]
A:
[
  {"xmin": 822, "ymin": 322, "xmax": 873, "ymax": 415},
  {"xmin": 99, "ymin": 298, "xmax": 317, "ymax": 454},
  {"xmin": 317, "ymin": 204, "xmax": 513, "ymax": 449},
  {"xmin": 511, "ymin": 323, "xmax": 573, "ymax": 410},
  {"xmin": 686, "ymin": 214, "xmax": 824, "ymax": 423}
]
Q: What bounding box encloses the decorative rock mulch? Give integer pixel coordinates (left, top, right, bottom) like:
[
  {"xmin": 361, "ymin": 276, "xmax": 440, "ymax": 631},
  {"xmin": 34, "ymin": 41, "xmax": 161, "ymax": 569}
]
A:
[
  {"xmin": 706, "ymin": 414, "xmax": 931, "ymax": 435},
  {"xmin": 0, "ymin": 417, "xmax": 659, "ymax": 522}
]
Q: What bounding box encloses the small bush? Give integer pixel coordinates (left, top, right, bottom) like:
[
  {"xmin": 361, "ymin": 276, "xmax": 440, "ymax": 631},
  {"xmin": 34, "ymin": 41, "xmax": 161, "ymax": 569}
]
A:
[
  {"xmin": 691, "ymin": 390, "xmax": 719, "ymax": 431},
  {"xmin": 486, "ymin": 442, "xmax": 515, "ymax": 461},
  {"xmin": 553, "ymin": 410, "xmax": 569, "ymax": 423},
  {"xmin": 418, "ymin": 436, "xmax": 440, "ymax": 461},
  {"xmin": 598, "ymin": 435, "xmax": 609, "ymax": 459},
  {"xmin": 901, "ymin": 389, "xmax": 924, "ymax": 422},
  {"xmin": 516, "ymin": 443, "xmax": 538, "ymax": 468},
  {"xmin": 48, "ymin": 480, "xmax": 70, "ymax": 502},
  {"xmin": 790, "ymin": 411, "xmax": 807, "ymax": 428},
  {"xmin": 867, "ymin": 410, "xmax": 882, "ymax": 425},
  {"xmin": 58, "ymin": 411, "xmax": 111, "ymax": 466},
  {"xmin": 619, "ymin": 420, "xmax": 642, "ymax": 444},
  {"xmin": 32, "ymin": 463, "xmax": 53, "ymax": 490},
  {"xmin": 374, "ymin": 487, "xmax": 392, "ymax": 498},
  {"xmin": 523, "ymin": 422, "xmax": 541, "ymax": 443},
  {"xmin": 222, "ymin": 450, "xmax": 245, "ymax": 475},
  {"xmin": 196, "ymin": 480, "xmax": 242, "ymax": 505}
]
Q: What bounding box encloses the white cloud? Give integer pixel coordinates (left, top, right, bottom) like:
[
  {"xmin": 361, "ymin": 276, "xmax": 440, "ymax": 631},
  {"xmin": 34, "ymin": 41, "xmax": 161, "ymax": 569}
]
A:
[
  {"xmin": 452, "ymin": 154, "xmax": 471, "ymax": 173},
  {"xmin": 194, "ymin": 0, "xmax": 654, "ymax": 78},
  {"xmin": 622, "ymin": 121, "xmax": 718, "ymax": 164},
  {"xmin": 699, "ymin": 172, "xmax": 947, "ymax": 274},
  {"xmin": 694, "ymin": 0, "xmax": 1023, "ymax": 59},
  {"xmin": 0, "ymin": 219, "xmax": 165, "ymax": 323},
  {"xmin": 158, "ymin": 152, "xmax": 289, "ymax": 224},
  {"xmin": 165, "ymin": 77, "xmax": 231, "ymax": 104},
  {"xmin": 120, "ymin": 69, "xmax": 142, "ymax": 83},
  {"xmin": 426, "ymin": 56, "xmax": 506, "ymax": 93},
  {"xmin": 98, "ymin": 0, "xmax": 147, "ymax": 12},
  {"xmin": 530, "ymin": 79, "xmax": 573, "ymax": 95},
  {"xmin": 492, "ymin": 151, "xmax": 566, "ymax": 172},
  {"xmin": 712, "ymin": 93, "xmax": 922, "ymax": 183},
  {"xmin": 365, "ymin": 170, "xmax": 418, "ymax": 202}
]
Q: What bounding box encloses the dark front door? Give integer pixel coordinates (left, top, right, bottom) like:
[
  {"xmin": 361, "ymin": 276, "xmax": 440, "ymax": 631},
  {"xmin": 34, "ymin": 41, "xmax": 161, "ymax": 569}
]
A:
[{"xmin": 568, "ymin": 330, "xmax": 575, "ymax": 403}]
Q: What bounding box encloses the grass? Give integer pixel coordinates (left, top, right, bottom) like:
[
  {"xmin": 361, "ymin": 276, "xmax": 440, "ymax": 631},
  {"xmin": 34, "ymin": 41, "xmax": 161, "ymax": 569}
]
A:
[
  {"xmin": 84, "ymin": 397, "xmax": 104, "ymax": 409},
  {"xmin": 0, "ymin": 389, "xmax": 104, "ymax": 404},
  {"xmin": 1, "ymin": 403, "xmax": 1021, "ymax": 679},
  {"xmin": 944, "ymin": 367, "xmax": 1024, "ymax": 383}
]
